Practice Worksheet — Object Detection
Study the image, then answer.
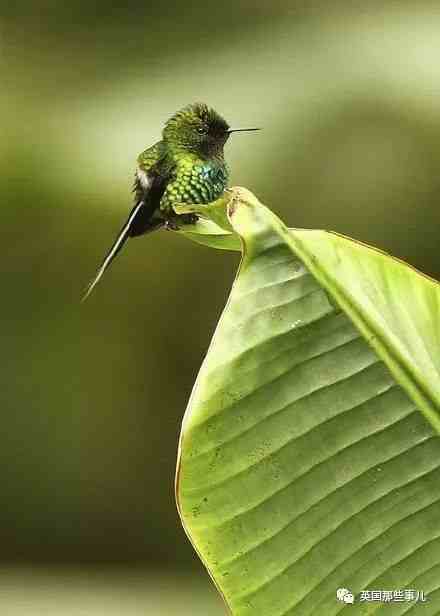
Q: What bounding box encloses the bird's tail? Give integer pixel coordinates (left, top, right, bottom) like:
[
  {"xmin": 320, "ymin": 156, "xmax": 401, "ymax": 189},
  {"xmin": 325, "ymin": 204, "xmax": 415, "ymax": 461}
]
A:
[{"xmin": 81, "ymin": 201, "xmax": 161, "ymax": 302}]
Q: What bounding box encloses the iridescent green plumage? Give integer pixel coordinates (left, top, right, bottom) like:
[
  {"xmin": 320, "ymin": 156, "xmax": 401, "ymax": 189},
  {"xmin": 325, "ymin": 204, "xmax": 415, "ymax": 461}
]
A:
[
  {"xmin": 160, "ymin": 158, "xmax": 228, "ymax": 208},
  {"xmin": 83, "ymin": 102, "xmax": 258, "ymax": 300}
]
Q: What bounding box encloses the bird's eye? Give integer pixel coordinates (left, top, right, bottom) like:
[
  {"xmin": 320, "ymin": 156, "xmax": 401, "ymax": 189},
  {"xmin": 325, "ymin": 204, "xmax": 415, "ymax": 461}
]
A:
[{"xmin": 197, "ymin": 126, "xmax": 207, "ymax": 135}]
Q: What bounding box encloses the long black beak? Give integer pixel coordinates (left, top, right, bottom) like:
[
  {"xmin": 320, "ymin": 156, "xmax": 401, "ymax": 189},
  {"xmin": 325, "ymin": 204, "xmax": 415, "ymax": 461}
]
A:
[{"xmin": 227, "ymin": 127, "xmax": 261, "ymax": 133}]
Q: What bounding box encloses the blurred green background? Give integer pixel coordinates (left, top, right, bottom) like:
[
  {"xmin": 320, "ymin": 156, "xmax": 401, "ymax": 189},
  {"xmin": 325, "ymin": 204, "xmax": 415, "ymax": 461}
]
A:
[{"xmin": 2, "ymin": 1, "xmax": 440, "ymax": 613}]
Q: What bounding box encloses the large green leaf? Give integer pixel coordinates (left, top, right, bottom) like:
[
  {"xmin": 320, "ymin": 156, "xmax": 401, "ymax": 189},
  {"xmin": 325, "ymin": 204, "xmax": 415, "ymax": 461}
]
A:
[{"xmin": 176, "ymin": 188, "xmax": 440, "ymax": 615}]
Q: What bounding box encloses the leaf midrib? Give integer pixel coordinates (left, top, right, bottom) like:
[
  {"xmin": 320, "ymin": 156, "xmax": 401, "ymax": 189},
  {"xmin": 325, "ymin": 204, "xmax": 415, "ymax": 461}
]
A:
[{"xmin": 278, "ymin": 226, "xmax": 440, "ymax": 434}]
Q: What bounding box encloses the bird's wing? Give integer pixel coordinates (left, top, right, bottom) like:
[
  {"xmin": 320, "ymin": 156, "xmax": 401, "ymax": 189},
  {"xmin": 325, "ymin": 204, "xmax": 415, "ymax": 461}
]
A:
[{"xmin": 82, "ymin": 144, "xmax": 169, "ymax": 301}]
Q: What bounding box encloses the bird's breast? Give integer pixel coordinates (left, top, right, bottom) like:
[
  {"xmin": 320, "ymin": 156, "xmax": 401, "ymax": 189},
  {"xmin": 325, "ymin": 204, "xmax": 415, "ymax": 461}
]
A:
[
  {"xmin": 161, "ymin": 160, "xmax": 228, "ymax": 209},
  {"xmin": 184, "ymin": 163, "xmax": 228, "ymax": 203}
]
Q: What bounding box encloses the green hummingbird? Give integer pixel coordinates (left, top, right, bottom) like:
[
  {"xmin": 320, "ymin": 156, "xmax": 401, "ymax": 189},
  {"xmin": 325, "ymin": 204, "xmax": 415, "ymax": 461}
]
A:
[{"xmin": 82, "ymin": 102, "xmax": 259, "ymax": 300}]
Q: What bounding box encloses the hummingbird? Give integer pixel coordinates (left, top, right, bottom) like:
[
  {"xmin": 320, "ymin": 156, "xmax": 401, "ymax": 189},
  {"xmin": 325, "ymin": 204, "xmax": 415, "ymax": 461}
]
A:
[{"xmin": 82, "ymin": 102, "xmax": 260, "ymax": 300}]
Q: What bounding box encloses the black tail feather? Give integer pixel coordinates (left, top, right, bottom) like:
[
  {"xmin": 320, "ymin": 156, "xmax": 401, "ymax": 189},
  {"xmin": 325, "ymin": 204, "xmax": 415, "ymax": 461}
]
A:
[{"xmin": 82, "ymin": 201, "xmax": 162, "ymax": 302}]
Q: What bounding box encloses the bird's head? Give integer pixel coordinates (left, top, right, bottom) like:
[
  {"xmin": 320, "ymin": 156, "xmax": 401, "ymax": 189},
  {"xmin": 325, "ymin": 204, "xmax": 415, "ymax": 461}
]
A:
[{"xmin": 163, "ymin": 103, "xmax": 259, "ymax": 158}]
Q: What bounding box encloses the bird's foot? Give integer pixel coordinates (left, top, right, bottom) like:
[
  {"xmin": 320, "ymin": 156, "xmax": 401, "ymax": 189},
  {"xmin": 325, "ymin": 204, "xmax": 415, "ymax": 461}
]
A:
[{"xmin": 165, "ymin": 213, "xmax": 199, "ymax": 230}]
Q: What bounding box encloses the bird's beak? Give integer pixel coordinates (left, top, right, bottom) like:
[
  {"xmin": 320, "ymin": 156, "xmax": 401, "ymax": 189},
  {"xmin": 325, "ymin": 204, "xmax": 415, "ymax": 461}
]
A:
[{"xmin": 227, "ymin": 127, "xmax": 261, "ymax": 133}]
